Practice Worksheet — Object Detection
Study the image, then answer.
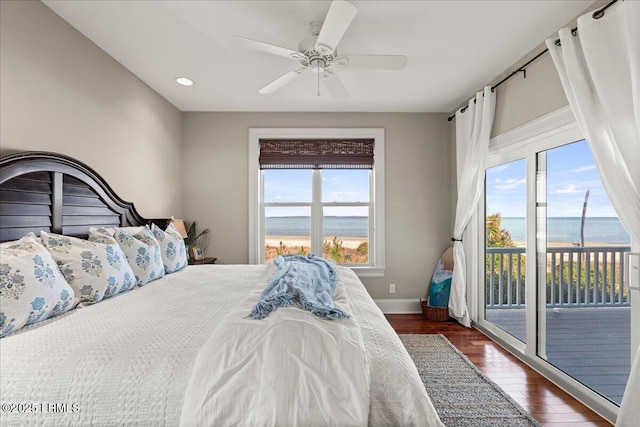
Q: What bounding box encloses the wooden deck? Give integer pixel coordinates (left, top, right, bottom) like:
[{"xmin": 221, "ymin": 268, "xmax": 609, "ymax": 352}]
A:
[{"xmin": 486, "ymin": 307, "xmax": 630, "ymax": 404}]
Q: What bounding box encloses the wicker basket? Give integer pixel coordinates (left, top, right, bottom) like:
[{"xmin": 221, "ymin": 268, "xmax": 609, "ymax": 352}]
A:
[{"xmin": 420, "ymin": 298, "xmax": 449, "ymax": 321}]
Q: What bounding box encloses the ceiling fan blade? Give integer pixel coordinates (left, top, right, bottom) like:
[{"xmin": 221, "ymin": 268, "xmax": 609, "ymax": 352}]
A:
[
  {"xmin": 315, "ymin": 0, "xmax": 357, "ymax": 54},
  {"xmin": 321, "ymin": 72, "xmax": 349, "ymax": 99},
  {"xmin": 259, "ymin": 68, "xmax": 307, "ymax": 94},
  {"xmin": 337, "ymin": 54, "xmax": 408, "ymax": 70},
  {"xmin": 233, "ymin": 36, "xmax": 300, "ymax": 60}
]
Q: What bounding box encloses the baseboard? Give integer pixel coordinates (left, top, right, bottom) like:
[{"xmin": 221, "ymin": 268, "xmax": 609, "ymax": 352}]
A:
[{"xmin": 374, "ymin": 298, "xmax": 422, "ymax": 314}]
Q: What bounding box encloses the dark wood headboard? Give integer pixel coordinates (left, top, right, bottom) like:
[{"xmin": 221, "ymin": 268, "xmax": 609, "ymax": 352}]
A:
[{"xmin": 0, "ymin": 151, "xmax": 163, "ymax": 242}]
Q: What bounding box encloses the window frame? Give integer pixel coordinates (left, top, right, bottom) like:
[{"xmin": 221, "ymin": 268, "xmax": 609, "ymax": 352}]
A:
[{"xmin": 249, "ymin": 128, "xmax": 385, "ymax": 278}]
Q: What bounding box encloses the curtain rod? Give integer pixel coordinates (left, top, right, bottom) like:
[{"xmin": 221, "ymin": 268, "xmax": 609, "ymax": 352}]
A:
[{"xmin": 446, "ymin": 0, "xmax": 619, "ymax": 122}]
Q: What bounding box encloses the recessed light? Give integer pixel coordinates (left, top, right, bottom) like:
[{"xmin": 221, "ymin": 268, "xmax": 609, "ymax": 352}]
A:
[{"xmin": 176, "ymin": 77, "xmax": 194, "ymax": 86}]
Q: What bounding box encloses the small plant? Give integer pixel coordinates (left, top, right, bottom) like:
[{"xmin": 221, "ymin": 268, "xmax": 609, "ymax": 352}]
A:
[
  {"xmin": 356, "ymin": 241, "xmax": 368, "ymax": 255},
  {"xmin": 184, "ymin": 221, "xmax": 210, "ymax": 247},
  {"xmin": 323, "ymin": 237, "xmax": 345, "ymax": 263}
]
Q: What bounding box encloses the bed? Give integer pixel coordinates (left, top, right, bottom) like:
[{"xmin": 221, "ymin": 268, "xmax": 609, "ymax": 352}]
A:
[{"xmin": 0, "ymin": 151, "xmax": 443, "ymax": 426}]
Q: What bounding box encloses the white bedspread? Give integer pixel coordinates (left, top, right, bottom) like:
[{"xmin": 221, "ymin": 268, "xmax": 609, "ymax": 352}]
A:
[
  {"xmin": 339, "ymin": 266, "xmax": 443, "ymax": 427},
  {"xmin": 0, "ymin": 264, "xmax": 443, "ymax": 427},
  {"xmin": 0, "ymin": 265, "xmax": 263, "ymax": 426},
  {"xmin": 181, "ymin": 262, "xmax": 370, "ymax": 426}
]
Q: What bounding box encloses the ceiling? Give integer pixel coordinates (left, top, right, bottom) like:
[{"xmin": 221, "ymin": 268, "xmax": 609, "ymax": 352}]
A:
[{"xmin": 42, "ymin": 1, "xmax": 593, "ymax": 113}]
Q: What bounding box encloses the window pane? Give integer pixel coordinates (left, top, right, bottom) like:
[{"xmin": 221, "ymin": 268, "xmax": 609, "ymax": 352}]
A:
[
  {"xmin": 322, "ymin": 170, "xmax": 369, "ymax": 203},
  {"xmin": 264, "ymin": 207, "xmax": 310, "ymax": 262},
  {"xmin": 264, "ymin": 170, "xmax": 311, "ymax": 203},
  {"xmin": 484, "ymin": 158, "xmax": 527, "ymax": 343},
  {"xmin": 323, "ymin": 206, "xmax": 368, "ymax": 264},
  {"xmin": 540, "ymin": 140, "xmax": 631, "ymax": 404}
]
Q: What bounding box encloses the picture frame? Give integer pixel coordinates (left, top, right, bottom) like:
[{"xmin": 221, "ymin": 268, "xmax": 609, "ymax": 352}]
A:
[{"xmin": 190, "ymin": 245, "xmax": 204, "ymax": 261}]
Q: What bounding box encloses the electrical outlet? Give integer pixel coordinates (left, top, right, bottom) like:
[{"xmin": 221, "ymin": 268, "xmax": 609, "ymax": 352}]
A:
[{"xmin": 389, "ymin": 283, "xmax": 396, "ymax": 294}]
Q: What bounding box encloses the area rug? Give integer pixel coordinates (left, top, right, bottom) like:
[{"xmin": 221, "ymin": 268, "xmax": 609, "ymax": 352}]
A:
[{"xmin": 399, "ymin": 334, "xmax": 541, "ymax": 427}]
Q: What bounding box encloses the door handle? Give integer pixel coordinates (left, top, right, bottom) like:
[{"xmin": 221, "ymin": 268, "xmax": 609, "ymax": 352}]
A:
[{"xmin": 625, "ymin": 252, "xmax": 640, "ymax": 291}]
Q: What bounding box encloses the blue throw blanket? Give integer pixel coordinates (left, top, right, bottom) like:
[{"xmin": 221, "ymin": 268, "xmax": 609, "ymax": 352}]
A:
[{"xmin": 250, "ymin": 254, "xmax": 350, "ymax": 320}]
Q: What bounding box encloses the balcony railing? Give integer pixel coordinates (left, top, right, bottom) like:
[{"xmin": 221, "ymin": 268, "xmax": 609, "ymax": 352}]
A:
[{"xmin": 486, "ymin": 246, "xmax": 632, "ymax": 309}]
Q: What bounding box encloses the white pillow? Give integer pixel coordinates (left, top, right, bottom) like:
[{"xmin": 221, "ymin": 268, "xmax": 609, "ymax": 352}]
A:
[
  {"xmin": 40, "ymin": 231, "xmax": 136, "ymax": 305},
  {"xmin": 0, "ymin": 233, "xmax": 76, "ymax": 337},
  {"xmin": 112, "ymin": 226, "xmax": 165, "ymax": 286},
  {"xmin": 150, "ymin": 223, "xmax": 188, "ymax": 274}
]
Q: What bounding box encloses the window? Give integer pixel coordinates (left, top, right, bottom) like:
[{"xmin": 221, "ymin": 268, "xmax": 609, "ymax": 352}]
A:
[
  {"xmin": 264, "ymin": 169, "xmax": 370, "ymax": 265},
  {"xmin": 249, "ymin": 129, "xmax": 385, "ymax": 277},
  {"xmin": 476, "ymin": 106, "xmax": 634, "ymax": 421}
]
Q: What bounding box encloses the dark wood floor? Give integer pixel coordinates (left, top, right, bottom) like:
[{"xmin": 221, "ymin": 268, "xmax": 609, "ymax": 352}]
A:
[{"xmin": 386, "ymin": 314, "xmax": 613, "ymax": 427}]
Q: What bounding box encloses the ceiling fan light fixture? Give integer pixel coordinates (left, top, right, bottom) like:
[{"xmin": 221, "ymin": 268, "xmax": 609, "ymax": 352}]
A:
[
  {"xmin": 310, "ymin": 58, "xmax": 327, "ymax": 73},
  {"xmin": 236, "ymin": 0, "xmax": 406, "ymax": 100},
  {"xmin": 176, "ymin": 77, "xmax": 194, "ymax": 86}
]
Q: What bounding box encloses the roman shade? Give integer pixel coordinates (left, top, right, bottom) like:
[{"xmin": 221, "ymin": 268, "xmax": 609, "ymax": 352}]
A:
[{"xmin": 259, "ymin": 139, "xmax": 374, "ymax": 169}]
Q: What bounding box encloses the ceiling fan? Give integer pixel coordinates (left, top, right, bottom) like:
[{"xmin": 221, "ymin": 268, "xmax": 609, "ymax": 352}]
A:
[{"xmin": 234, "ymin": 0, "xmax": 408, "ymax": 99}]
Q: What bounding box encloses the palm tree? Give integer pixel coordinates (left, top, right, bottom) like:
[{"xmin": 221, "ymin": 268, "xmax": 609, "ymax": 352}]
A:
[
  {"xmin": 485, "ymin": 213, "xmax": 521, "ymax": 305},
  {"xmin": 486, "ymin": 213, "xmax": 514, "ymax": 248}
]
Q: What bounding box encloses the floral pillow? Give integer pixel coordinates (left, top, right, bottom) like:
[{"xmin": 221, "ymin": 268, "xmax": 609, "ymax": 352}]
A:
[
  {"xmin": 0, "ymin": 233, "xmax": 76, "ymax": 337},
  {"xmin": 40, "ymin": 231, "xmax": 136, "ymax": 305},
  {"xmin": 112, "ymin": 226, "xmax": 165, "ymax": 286},
  {"xmin": 150, "ymin": 223, "xmax": 188, "ymax": 274},
  {"xmin": 88, "ymin": 226, "xmax": 144, "ymax": 237}
]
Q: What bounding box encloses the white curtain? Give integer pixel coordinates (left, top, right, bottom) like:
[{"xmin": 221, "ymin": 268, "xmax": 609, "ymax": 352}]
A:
[
  {"xmin": 545, "ymin": 2, "xmax": 639, "ymax": 426},
  {"xmin": 450, "ymin": 86, "xmax": 495, "ymax": 327}
]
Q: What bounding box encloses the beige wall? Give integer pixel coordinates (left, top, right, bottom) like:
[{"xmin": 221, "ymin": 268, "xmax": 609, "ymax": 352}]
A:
[
  {"xmin": 491, "ymin": 49, "xmax": 568, "ymax": 136},
  {"xmin": 455, "ymin": 1, "xmax": 605, "ymax": 137},
  {"xmin": 0, "ymin": 0, "xmax": 182, "ymax": 218},
  {"xmin": 183, "ymin": 112, "xmax": 451, "ymax": 300}
]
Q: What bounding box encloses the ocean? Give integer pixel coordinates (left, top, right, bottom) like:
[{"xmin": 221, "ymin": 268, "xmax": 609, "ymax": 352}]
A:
[
  {"xmin": 501, "ymin": 217, "xmax": 630, "ymax": 244},
  {"xmin": 265, "ymin": 216, "xmax": 368, "ymax": 237},
  {"xmin": 265, "ymin": 216, "xmax": 631, "ymax": 244}
]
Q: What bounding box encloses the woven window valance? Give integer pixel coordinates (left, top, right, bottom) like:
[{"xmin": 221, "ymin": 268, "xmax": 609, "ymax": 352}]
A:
[{"xmin": 259, "ymin": 138, "xmax": 374, "ymax": 170}]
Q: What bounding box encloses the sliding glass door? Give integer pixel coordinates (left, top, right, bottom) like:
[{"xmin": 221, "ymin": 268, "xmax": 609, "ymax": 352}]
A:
[
  {"xmin": 477, "ymin": 112, "xmax": 637, "ymax": 421},
  {"xmin": 537, "ymin": 140, "xmax": 632, "ymax": 404}
]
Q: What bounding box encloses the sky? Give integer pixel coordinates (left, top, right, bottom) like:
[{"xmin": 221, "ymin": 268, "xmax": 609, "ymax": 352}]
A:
[
  {"xmin": 485, "ymin": 139, "xmax": 619, "ymax": 218},
  {"xmin": 264, "ymin": 169, "xmax": 369, "ymax": 216}
]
